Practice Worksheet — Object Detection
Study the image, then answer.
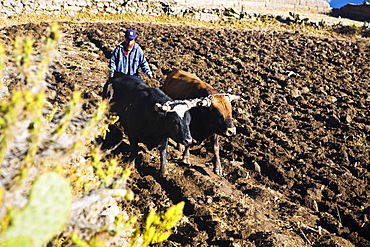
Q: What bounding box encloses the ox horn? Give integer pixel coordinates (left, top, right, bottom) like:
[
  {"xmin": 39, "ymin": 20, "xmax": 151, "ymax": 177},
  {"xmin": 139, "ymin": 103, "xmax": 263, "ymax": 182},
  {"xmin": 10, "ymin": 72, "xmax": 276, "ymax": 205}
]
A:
[
  {"xmin": 225, "ymin": 94, "xmax": 241, "ymax": 102},
  {"xmin": 154, "ymin": 103, "xmax": 169, "ymax": 112}
]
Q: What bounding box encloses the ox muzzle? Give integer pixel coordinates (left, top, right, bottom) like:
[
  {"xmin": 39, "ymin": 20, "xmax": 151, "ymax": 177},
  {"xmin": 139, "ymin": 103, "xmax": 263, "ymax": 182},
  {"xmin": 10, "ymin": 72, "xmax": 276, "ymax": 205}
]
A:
[{"xmin": 225, "ymin": 126, "xmax": 237, "ymax": 136}]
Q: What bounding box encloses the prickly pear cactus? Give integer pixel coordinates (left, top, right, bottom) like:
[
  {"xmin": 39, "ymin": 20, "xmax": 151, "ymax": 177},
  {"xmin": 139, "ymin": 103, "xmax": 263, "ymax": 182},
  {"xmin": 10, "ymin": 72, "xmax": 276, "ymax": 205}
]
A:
[
  {"xmin": 0, "ymin": 172, "xmax": 72, "ymax": 247},
  {"xmin": 0, "ymin": 236, "xmax": 33, "ymax": 247}
]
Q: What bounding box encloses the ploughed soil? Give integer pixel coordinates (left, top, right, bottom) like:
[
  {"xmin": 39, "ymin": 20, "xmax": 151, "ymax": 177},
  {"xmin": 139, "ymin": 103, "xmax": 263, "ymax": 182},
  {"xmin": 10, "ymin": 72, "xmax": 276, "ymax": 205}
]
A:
[{"xmin": 1, "ymin": 21, "xmax": 370, "ymax": 246}]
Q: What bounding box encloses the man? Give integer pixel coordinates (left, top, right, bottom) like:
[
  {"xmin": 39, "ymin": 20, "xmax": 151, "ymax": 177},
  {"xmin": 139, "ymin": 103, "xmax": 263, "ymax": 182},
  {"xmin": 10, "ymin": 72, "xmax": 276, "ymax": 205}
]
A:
[{"xmin": 109, "ymin": 29, "xmax": 153, "ymax": 78}]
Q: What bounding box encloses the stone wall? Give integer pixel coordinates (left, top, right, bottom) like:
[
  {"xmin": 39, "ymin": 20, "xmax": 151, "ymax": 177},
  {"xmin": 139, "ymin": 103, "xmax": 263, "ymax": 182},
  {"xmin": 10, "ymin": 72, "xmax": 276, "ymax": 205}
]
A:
[
  {"xmin": 174, "ymin": 0, "xmax": 331, "ymax": 12},
  {"xmin": 0, "ymin": 0, "xmax": 151, "ymax": 17},
  {"xmin": 0, "ymin": 0, "xmax": 331, "ymax": 18}
]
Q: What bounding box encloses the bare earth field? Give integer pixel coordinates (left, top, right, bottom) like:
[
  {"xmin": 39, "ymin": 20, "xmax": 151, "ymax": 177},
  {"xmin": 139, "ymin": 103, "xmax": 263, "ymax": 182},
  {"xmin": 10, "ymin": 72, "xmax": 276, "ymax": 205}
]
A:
[{"xmin": 1, "ymin": 20, "xmax": 369, "ymax": 246}]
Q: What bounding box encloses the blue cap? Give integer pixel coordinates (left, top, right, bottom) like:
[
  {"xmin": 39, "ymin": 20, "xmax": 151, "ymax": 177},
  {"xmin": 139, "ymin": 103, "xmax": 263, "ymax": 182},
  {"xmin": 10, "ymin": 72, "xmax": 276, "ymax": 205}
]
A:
[{"xmin": 125, "ymin": 29, "xmax": 137, "ymax": 40}]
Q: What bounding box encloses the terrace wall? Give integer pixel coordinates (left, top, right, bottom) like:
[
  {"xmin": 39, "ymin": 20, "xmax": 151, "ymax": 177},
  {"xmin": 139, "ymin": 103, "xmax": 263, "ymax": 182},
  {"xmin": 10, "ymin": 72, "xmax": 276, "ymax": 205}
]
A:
[{"xmin": 0, "ymin": 0, "xmax": 331, "ymax": 17}]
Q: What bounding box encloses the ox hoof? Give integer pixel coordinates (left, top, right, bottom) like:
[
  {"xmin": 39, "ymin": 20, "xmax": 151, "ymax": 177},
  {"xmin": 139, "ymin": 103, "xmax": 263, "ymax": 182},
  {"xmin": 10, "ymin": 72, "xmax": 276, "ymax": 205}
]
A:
[
  {"xmin": 129, "ymin": 160, "xmax": 136, "ymax": 169},
  {"xmin": 178, "ymin": 146, "xmax": 185, "ymax": 153},
  {"xmin": 214, "ymin": 167, "xmax": 223, "ymax": 176},
  {"xmin": 182, "ymin": 158, "xmax": 192, "ymax": 166}
]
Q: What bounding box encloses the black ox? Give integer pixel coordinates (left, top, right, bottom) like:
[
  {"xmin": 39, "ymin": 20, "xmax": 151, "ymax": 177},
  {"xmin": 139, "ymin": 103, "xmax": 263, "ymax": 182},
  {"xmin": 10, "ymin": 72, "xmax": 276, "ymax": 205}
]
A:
[{"xmin": 102, "ymin": 72, "xmax": 209, "ymax": 175}]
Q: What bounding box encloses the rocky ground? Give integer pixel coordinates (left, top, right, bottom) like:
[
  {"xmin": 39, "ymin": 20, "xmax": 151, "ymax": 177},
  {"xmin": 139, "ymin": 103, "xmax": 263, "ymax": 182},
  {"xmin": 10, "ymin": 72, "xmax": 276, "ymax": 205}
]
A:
[{"xmin": 1, "ymin": 20, "xmax": 369, "ymax": 246}]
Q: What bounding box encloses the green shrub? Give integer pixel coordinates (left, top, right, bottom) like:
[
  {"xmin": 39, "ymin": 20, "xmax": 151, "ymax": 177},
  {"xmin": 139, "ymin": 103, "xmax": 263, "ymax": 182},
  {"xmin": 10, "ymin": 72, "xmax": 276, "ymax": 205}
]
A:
[
  {"xmin": 0, "ymin": 23, "xmax": 184, "ymax": 247},
  {"xmin": 129, "ymin": 201, "xmax": 185, "ymax": 246},
  {"xmin": 0, "ymin": 23, "xmax": 107, "ymax": 245}
]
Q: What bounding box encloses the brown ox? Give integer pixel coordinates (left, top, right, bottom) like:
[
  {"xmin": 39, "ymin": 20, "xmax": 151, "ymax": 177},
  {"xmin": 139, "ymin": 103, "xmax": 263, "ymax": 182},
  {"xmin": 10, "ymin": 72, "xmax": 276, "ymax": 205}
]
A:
[{"xmin": 162, "ymin": 68, "xmax": 239, "ymax": 175}]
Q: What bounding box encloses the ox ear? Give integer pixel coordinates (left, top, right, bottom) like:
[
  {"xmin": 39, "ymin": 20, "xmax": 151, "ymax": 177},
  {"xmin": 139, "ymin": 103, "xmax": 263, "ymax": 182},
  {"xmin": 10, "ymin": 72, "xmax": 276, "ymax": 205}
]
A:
[{"xmin": 225, "ymin": 94, "xmax": 240, "ymax": 102}]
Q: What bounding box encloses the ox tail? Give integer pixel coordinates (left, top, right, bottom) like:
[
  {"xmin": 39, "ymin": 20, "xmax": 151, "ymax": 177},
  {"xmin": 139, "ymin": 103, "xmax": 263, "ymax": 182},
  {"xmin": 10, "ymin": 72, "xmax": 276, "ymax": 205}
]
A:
[{"xmin": 102, "ymin": 81, "xmax": 114, "ymax": 101}]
